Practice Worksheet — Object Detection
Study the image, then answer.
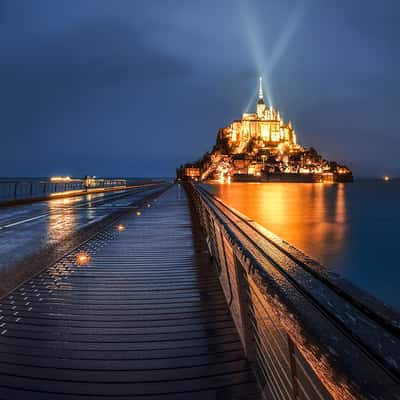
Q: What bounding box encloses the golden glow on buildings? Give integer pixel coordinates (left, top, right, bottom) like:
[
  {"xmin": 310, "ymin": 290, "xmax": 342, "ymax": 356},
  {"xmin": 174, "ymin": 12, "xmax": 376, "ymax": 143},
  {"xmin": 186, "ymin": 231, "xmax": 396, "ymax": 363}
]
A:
[
  {"xmin": 219, "ymin": 77, "xmax": 297, "ymax": 152},
  {"xmin": 184, "ymin": 167, "xmax": 201, "ymax": 180},
  {"xmin": 179, "ymin": 77, "xmax": 353, "ymax": 182}
]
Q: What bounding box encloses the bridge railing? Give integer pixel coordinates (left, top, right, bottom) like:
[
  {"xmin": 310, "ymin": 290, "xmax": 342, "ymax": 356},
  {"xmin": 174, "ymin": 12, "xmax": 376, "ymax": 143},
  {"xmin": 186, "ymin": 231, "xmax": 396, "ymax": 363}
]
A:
[
  {"xmin": 0, "ymin": 178, "xmax": 127, "ymax": 202},
  {"xmin": 186, "ymin": 183, "xmax": 400, "ymax": 400}
]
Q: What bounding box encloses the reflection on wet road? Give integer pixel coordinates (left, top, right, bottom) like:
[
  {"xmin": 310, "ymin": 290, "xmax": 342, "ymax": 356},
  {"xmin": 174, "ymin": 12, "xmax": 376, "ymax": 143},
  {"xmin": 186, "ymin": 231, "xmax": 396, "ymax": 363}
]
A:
[{"xmin": 0, "ymin": 185, "xmax": 164, "ymax": 273}]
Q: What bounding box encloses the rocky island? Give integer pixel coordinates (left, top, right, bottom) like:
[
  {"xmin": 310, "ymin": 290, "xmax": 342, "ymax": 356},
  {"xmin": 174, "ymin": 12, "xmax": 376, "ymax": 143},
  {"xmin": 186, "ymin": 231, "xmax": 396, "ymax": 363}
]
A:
[{"xmin": 178, "ymin": 78, "xmax": 353, "ymax": 183}]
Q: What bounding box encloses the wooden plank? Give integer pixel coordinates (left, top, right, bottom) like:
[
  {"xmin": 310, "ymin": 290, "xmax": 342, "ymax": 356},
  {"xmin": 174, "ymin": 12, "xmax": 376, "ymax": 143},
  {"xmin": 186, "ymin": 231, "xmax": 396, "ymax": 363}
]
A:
[{"xmin": 0, "ymin": 186, "xmax": 260, "ymax": 399}]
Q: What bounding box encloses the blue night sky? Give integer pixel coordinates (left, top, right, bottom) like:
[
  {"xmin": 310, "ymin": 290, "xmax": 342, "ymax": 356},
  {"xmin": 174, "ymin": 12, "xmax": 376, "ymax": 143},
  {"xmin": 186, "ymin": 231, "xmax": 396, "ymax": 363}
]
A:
[{"xmin": 0, "ymin": 0, "xmax": 398, "ymax": 178}]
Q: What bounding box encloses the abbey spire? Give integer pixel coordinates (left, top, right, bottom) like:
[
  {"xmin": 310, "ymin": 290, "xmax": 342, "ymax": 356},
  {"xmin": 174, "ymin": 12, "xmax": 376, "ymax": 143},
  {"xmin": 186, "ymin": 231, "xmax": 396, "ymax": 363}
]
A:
[
  {"xmin": 257, "ymin": 76, "xmax": 266, "ymax": 117},
  {"xmin": 258, "ymin": 76, "xmax": 264, "ymax": 103}
]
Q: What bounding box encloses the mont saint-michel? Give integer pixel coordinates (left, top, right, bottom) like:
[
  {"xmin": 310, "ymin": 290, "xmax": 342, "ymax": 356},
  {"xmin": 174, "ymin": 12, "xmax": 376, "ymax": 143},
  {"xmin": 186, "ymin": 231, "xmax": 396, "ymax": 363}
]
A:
[{"xmin": 178, "ymin": 78, "xmax": 353, "ymax": 183}]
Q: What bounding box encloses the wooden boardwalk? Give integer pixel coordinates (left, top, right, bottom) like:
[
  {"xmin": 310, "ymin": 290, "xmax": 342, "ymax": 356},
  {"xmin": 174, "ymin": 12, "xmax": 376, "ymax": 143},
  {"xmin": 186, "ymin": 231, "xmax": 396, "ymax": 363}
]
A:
[{"xmin": 0, "ymin": 185, "xmax": 259, "ymax": 399}]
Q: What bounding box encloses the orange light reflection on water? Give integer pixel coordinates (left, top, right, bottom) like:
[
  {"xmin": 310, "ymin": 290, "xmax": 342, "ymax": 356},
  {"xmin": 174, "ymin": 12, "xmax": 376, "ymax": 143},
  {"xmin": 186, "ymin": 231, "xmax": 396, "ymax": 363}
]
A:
[{"xmin": 211, "ymin": 182, "xmax": 348, "ymax": 268}]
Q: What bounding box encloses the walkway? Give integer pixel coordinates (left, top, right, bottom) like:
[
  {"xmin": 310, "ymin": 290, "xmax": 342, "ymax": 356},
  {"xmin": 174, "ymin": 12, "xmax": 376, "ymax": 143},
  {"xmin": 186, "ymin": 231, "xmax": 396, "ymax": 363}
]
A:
[{"xmin": 0, "ymin": 185, "xmax": 259, "ymax": 399}]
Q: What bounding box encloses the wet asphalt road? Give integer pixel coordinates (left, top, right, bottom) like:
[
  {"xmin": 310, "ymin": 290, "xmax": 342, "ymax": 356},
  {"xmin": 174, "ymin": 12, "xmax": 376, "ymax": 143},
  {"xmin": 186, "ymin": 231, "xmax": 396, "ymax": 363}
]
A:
[{"xmin": 0, "ymin": 184, "xmax": 166, "ymax": 274}]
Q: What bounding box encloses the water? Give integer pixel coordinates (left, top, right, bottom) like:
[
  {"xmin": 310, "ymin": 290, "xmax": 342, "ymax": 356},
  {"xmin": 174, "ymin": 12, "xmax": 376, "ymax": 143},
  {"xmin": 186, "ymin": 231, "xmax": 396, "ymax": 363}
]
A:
[{"xmin": 205, "ymin": 180, "xmax": 400, "ymax": 311}]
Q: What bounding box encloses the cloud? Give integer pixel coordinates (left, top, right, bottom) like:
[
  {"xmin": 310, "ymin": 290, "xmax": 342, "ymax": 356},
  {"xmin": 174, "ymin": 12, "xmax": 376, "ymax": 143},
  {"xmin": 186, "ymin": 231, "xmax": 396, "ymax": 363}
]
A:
[
  {"xmin": 0, "ymin": 20, "xmax": 191, "ymax": 90},
  {"xmin": 0, "ymin": 19, "xmax": 192, "ymax": 154}
]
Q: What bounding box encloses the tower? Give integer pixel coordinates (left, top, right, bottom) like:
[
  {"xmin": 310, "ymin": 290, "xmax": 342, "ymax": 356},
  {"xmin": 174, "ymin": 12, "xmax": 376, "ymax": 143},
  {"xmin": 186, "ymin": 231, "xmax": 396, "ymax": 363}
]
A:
[{"xmin": 256, "ymin": 77, "xmax": 266, "ymax": 118}]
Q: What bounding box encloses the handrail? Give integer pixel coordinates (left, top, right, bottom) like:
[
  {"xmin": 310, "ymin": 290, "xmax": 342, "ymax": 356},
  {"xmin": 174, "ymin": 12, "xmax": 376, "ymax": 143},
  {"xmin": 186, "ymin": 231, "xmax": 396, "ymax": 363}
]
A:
[
  {"xmin": 0, "ymin": 178, "xmax": 129, "ymax": 202},
  {"xmin": 185, "ymin": 182, "xmax": 400, "ymax": 400},
  {"xmin": 198, "ymin": 185, "xmax": 400, "ymax": 337}
]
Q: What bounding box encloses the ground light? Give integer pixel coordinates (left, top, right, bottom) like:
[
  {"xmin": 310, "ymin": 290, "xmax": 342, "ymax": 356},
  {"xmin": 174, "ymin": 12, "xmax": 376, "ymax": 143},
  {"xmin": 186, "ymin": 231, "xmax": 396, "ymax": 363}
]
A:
[{"xmin": 76, "ymin": 252, "xmax": 90, "ymax": 266}]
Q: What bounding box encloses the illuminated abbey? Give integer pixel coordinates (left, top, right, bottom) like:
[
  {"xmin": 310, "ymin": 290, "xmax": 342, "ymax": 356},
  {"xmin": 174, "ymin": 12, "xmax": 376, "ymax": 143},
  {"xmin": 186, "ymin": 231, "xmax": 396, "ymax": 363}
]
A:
[
  {"xmin": 178, "ymin": 78, "xmax": 353, "ymax": 183},
  {"xmin": 219, "ymin": 77, "xmax": 298, "ymax": 151}
]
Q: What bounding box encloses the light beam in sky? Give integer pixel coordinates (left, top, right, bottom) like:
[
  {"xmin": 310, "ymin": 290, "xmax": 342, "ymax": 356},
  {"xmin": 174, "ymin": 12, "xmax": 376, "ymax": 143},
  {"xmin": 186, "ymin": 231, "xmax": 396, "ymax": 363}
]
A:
[{"xmin": 238, "ymin": 0, "xmax": 311, "ymax": 111}]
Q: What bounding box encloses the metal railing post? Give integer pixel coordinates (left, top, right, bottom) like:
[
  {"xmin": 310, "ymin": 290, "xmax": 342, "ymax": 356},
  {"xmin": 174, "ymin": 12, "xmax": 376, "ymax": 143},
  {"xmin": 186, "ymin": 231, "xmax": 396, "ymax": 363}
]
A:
[{"xmin": 234, "ymin": 255, "xmax": 256, "ymax": 362}]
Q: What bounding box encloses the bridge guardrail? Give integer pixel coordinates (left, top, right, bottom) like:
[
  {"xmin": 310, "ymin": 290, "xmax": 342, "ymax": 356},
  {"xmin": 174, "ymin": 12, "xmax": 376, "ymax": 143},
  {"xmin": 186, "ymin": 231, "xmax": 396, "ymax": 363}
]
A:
[
  {"xmin": 0, "ymin": 179, "xmax": 127, "ymax": 202},
  {"xmin": 186, "ymin": 182, "xmax": 400, "ymax": 400}
]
